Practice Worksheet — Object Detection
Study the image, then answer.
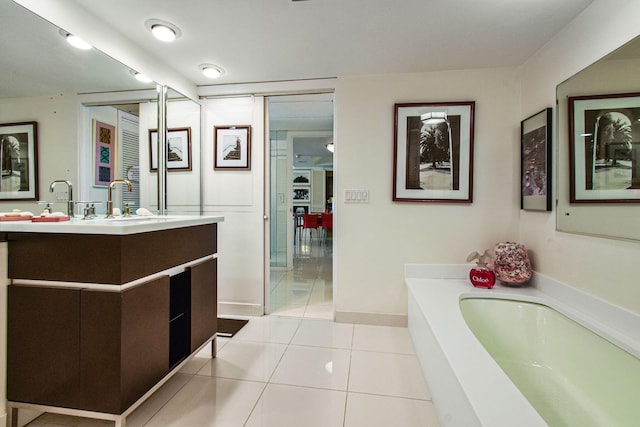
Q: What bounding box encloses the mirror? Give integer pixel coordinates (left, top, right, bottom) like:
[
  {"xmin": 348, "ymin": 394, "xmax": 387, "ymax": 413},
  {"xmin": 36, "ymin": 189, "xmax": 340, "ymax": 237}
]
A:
[
  {"xmin": 139, "ymin": 88, "xmax": 201, "ymax": 214},
  {"xmin": 0, "ymin": 1, "xmax": 200, "ymax": 215},
  {"xmin": 556, "ymin": 35, "xmax": 640, "ymax": 241}
]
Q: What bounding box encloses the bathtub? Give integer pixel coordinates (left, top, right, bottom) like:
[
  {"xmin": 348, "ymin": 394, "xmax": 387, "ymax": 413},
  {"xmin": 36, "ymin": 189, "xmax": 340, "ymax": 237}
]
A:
[{"xmin": 405, "ymin": 264, "xmax": 640, "ymax": 427}]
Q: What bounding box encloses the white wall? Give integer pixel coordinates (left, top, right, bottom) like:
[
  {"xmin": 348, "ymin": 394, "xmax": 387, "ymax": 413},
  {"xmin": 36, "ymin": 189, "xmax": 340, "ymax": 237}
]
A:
[
  {"xmin": 520, "ymin": 0, "xmax": 640, "ymax": 314},
  {"xmin": 334, "ymin": 68, "xmax": 521, "ymax": 324},
  {"xmin": 201, "ymin": 97, "xmax": 266, "ymax": 316}
]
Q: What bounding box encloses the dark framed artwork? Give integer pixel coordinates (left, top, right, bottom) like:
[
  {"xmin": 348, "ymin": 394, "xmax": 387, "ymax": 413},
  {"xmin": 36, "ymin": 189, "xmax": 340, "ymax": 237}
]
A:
[
  {"xmin": 393, "ymin": 102, "xmax": 475, "ymax": 202},
  {"xmin": 292, "ymin": 169, "xmax": 311, "ymax": 185},
  {"xmin": 0, "ymin": 121, "xmax": 38, "ymax": 200},
  {"xmin": 521, "ymin": 108, "xmax": 552, "ymax": 211},
  {"xmin": 94, "ymin": 120, "xmax": 115, "ymax": 187},
  {"xmin": 214, "ymin": 125, "xmax": 251, "ymax": 170},
  {"xmin": 149, "ymin": 127, "xmax": 192, "ymax": 172},
  {"xmin": 569, "ymin": 92, "xmax": 640, "ymax": 203}
]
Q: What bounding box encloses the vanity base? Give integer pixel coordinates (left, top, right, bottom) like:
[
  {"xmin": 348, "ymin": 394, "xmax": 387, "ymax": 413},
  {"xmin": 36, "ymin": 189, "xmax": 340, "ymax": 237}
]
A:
[{"xmin": 7, "ymin": 335, "xmax": 217, "ymax": 427}]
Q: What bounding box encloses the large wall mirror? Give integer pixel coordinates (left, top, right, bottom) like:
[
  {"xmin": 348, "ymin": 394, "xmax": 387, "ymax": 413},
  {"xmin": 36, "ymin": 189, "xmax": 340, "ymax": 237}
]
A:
[
  {"xmin": 0, "ymin": 1, "xmax": 200, "ymax": 215},
  {"xmin": 556, "ymin": 35, "xmax": 640, "ymax": 241}
]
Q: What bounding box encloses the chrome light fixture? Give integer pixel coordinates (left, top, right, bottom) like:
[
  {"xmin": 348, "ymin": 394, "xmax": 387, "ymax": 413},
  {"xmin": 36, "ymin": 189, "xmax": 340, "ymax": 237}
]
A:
[
  {"xmin": 60, "ymin": 30, "xmax": 92, "ymax": 50},
  {"xmin": 131, "ymin": 70, "xmax": 153, "ymax": 83},
  {"xmin": 145, "ymin": 19, "xmax": 182, "ymax": 42},
  {"xmin": 200, "ymin": 64, "xmax": 224, "ymax": 79}
]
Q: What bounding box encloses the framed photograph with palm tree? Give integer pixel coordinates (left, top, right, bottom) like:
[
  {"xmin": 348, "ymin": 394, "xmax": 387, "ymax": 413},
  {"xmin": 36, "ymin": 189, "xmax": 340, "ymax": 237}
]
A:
[
  {"xmin": 521, "ymin": 108, "xmax": 552, "ymax": 211},
  {"xmin": 393, "ymin": 102, "xmax": 475, "ymax": 202},
  {"xmin": 569, "ymin": 93, "xmax": 640, "ymax": 203}
]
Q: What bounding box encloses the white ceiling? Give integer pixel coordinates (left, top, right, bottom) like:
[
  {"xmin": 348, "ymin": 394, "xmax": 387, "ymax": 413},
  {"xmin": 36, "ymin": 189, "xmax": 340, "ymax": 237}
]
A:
[
  {"xmin": 67, "ymin": 0, "xmax": 595, "ymax": 86},
  {"xmin": 6, "ymin": 0, "xmax": 595, "ymax": 92},
  {"xmin": 0, "ymin": 0, "xmax": 155, "ymax": 98}
]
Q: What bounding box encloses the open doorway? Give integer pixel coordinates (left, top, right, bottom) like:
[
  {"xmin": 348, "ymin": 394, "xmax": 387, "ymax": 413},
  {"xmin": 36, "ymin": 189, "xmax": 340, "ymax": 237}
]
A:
[{"xmin": 267, "ymin": 93, "xmax": 334, "ymax": 319}]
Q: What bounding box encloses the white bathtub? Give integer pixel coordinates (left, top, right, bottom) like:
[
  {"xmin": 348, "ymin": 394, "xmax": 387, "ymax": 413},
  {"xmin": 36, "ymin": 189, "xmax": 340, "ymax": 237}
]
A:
[{"xmin": 405, "ymin": 264, "xmax": 640, "ymax": 427}]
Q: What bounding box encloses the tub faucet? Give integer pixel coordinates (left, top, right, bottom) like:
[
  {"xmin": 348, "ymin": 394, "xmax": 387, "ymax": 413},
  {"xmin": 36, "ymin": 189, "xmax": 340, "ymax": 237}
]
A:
[
  {"xmin": 49, "ymin": 180, "xmax": 73, "ymax": 217},
  {"xmin": 106, "ymin": 179, "xmax": 132, "ymax": 218}
]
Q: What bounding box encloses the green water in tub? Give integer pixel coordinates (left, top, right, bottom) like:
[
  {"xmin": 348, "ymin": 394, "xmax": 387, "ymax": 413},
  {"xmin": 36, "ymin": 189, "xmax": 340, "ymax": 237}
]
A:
[{"xmin": 460, "ymin": 298, "xmax": 640, "ymax": 427}]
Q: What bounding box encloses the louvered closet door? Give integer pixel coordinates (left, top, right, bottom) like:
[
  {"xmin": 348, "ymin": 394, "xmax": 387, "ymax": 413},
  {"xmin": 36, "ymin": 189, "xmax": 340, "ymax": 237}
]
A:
[{"xmin": 118, "ymin": 110, "xmax": 141, "ymax": 209}]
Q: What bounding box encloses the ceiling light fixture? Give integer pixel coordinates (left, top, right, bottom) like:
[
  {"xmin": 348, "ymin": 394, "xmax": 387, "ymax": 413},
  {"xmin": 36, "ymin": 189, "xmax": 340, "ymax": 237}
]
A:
[
  {"xmin": 145, "ymin": 19, "xmax": 182, "ymax": 42},
  {"xmin": 131, "ymin": 70, "xmax": 153, "ymax": 83},
  {"xmin": 60, "ymin": 30, "xmax": 92, "ymax": 50},
  {"xmin": 200, "ymin": 64, "xmax": 224, "ymax": 79},
  {"xmin": 326, "ymin": 143, "xmax": 334, "ymax": 153}
]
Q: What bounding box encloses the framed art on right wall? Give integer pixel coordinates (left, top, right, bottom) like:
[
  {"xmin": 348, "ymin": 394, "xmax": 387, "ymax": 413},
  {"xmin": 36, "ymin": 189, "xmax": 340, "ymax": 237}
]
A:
[
  {"xmin": 568, "ymin": 92, "xmax": 640, "ymax": 203},
  {"xmin": 521, "ymin": 107, "xmax": 552, "ymax": 211}
]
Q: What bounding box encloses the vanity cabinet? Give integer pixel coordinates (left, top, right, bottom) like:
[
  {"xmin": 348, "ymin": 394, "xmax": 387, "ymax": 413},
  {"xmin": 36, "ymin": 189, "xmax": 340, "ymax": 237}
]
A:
[
  {"xmin": 2, "ymin": 217, "xmax": 222, "ymax": 425},
  {"xmin": 8, "ymin": 276, "xmax": 170, "ymax": 414},
  {"xmin": 80, "ymin": 276, "xmax": 170, "ymax": 414},
  {"xmin": 7, "ymin": 286, "xmax": 82, "ymax": 409}
]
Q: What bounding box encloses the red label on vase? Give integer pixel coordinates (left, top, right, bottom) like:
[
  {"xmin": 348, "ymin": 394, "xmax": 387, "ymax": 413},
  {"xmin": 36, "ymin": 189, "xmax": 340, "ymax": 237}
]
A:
[{"xmin": 470, "ymin": 267, "xmax": 495, "ymax": 289}]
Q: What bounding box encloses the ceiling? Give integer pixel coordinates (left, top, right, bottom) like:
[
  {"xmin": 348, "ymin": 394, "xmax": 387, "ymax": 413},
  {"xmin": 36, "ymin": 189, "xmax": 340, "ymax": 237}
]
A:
[
  {"xmin": 0, "ymin": 0, "xmax": 155, "ymax": 98},
  {"xmin": 72, "ymin": 0, "xmax": 595, "ymax": 86},
  {"xmin": 8, "ymin": 0, "xmax": 595, "ymax": 90}
]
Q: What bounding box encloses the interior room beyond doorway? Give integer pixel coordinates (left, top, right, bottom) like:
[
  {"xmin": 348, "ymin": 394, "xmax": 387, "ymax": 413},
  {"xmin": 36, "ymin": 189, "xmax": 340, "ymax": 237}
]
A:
[{"xmin": 267, "ymin": 93, "xmax": 334, "ymax": 318}]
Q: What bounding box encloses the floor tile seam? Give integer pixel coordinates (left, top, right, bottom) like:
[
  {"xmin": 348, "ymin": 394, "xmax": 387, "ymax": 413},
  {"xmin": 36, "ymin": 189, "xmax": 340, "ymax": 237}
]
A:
[
  {"xmin": 138, "ymin": 373, "xmax": 195, "ymax": 426},
  {"xmin": 262, "ymin": 381, "xmax": 349, "ymax": 397},
  {"xmin": 345, "ymin": 390, "xmax": 433, "ymax": 402},
  {"xmin": 241, "ymin": 378, "xmax": 271, "ymax": 427},
  {"xmin": 192, "ymin": 372, "xmax": 269, "ymax": 387},
  {"xmin": 287, "ymin": 342, "xmax": 352, "ymax": 351},
  {"xmin": 349, "ymin": 347, "xmax": 417, "ymax": 356},
  {"xmin": 267, "ymin": 378, "xmax": 348, "ymax": 393},
  {"xmin": 226, "ymin": 337, "xmax": 293, "ymax": 345}
]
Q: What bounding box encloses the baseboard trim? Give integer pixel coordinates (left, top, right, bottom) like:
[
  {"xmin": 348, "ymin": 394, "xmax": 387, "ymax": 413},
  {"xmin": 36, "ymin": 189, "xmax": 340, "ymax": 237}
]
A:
[
  {"xmin": 218, "ymin": 301, "xmax": 263, "ymax": 317},
  {"xmin": 335, "ymin": 311, "xmax": 408, "ymax": 327}
]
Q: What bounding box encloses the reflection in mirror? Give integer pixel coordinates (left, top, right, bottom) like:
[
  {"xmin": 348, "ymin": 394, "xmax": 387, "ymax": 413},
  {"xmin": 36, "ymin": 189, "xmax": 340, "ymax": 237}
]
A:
[
  {"xmin": 139, "ymin": 88, "xmax": 201, "ymax": 214},
  {"xmin": 0, "ymin": 1, "xmax": 201, "ymax": 217},
  {"xmin": 556, "ymin": 35, "xmax": 640, "ymax": 241}
]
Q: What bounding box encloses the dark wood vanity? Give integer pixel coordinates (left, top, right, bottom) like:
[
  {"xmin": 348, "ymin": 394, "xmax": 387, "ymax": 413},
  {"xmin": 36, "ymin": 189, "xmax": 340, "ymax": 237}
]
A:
[{"xmin": 2, "ymin": 216, "xmax": 223, "ymax": 426}]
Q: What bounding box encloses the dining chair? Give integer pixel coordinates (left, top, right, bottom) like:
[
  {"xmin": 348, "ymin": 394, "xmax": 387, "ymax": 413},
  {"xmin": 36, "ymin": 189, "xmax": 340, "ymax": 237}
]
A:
[
  {"xmin": 301, "ymin": 213, "xmax": 320, "ymax": 241},
  {"xmin": 321, "ymin": 212, "xmax": 332, "ymax": 240}
]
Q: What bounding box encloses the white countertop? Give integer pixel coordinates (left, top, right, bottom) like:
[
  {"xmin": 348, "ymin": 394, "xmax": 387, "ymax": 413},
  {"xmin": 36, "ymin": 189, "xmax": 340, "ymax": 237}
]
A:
[{"xmin": 0, "ymin": 215, "xmax": 224, "ymax": 235}]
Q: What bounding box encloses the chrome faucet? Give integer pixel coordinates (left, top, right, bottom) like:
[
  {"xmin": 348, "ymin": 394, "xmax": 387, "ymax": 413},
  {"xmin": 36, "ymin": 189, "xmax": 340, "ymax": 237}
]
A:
[
  {"xmin": 106, "ymin": 179, "xmax": 132, "ymax": 218},
  {"xmin": 49, "ymin": 180, "xmax": 73, "ymax": 217}
]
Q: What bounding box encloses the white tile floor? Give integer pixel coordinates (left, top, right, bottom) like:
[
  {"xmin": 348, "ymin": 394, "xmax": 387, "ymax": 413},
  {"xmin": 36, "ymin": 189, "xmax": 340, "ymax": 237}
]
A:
[
  {"xmin": 270, "ymin": 233, "xmax": 333, "ymax": 319},
  {"xmin": 27, "ymin": 316, "xmax": 441, "ymax": 427}
]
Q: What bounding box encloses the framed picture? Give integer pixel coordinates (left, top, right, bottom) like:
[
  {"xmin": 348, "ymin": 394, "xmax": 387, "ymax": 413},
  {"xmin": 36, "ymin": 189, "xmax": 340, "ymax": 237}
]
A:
[
  {"xmin": 293, "ymin": 169, "xmax": 311, "ymax": 186},
  {"xmin": 94, "ymin": 120, "xmax": 115, "ymax": 187},
  {"xmin": 214, "ymin": 125, "xmax": 251, "ymax": 170},
  {"xmin": 149, "ymin": 127, "xmax": 192, "ymax": 172},
  {"xmin": 569, "ymin": 92, "xmax": 640, "ymax": 203},
  {"xmin": 293, "ymin": 188, "xmax": 310, "ymax": 201},
  {"xmin": 393, "ymin": 102, "xmax": 475, "ymax": 202},
  {"xmin": 521, "ymin": 108, "xmax": 552, "ymax": 211},
  {"xmin": 0, "ymin": 121, "xmax": 38, "ymax": 200}
]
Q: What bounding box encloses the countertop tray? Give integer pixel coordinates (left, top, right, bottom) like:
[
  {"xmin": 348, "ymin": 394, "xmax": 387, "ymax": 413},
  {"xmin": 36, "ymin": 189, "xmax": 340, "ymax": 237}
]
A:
[{"xmin": 31, "ymin": 216, "xmax": 71, "ymax": 222}]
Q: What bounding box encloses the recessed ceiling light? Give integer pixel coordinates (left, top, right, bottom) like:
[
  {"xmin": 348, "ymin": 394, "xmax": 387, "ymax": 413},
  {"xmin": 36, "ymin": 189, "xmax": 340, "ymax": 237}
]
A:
[
  {"xmin": 131, "ymin": 70, "xmax": 153, "ymax": 83},
  {"xmin": 59, "ymin": 30, "xmax": 92, "ymax": 50},
  {"xmin": 144, "ymin": 19, "xmax": 182, "ymax": 42},
  {"xmin": 200, "ymin": 64, "xmax": 224, "ymax": 79}
]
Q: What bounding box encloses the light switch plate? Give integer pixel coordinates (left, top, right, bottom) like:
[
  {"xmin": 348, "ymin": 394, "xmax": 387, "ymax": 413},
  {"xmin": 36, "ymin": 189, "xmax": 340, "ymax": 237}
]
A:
[{"xmin": 344, "ymin": 189, "xmax": 369, "ymax": 203}]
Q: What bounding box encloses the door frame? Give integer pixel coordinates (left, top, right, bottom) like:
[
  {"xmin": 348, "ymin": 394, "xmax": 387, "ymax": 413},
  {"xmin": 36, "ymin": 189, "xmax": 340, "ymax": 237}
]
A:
[{"xmin": 263, "ymin": 93, "xmax": 336, "ymax": 316}]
